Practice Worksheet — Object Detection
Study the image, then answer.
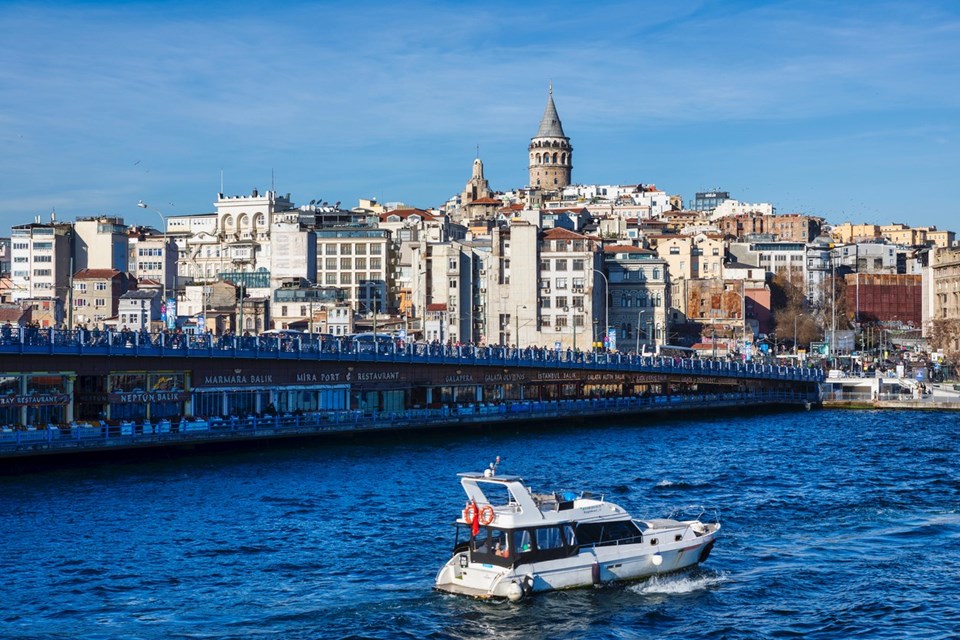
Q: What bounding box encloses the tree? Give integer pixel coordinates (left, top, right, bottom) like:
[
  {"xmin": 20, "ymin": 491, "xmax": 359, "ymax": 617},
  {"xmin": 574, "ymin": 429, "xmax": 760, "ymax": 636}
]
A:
[
  {"xmin": 770, "ymin": 273, "xmax": 822, "ymax": 350},
  {"xmin": 929, "ymin": 319, "xmax": 960, "ymax": 365}
]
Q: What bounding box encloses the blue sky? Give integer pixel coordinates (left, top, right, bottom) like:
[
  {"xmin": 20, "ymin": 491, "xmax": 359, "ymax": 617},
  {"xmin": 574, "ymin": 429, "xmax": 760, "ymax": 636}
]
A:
[{"xmin": 1, "ymin": 0, "xmax": 958, "ymax": 233}]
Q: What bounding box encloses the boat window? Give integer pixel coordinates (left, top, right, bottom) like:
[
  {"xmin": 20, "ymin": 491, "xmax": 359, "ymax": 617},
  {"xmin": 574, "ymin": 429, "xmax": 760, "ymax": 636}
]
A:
[
  {"xmin": 512, "ymin": 529, "xmax": 532, "ymax": 554},
  {"xmin": 470, "ymin": 527, "xmax": 512, "ymax": 567},
  {"xmin": 535, "ymin": 526, "xmax": 565, "ymax": 551},
  {"xmin": 473, "ymin": 528, "xmax": 509, "ymax": 555},
  {"xmin": 562, "ymin": 524, "xmax": 577, "ymax": 546},
  {"xmin": 575, "ymin": 520, "xmax": 643, "ymax": 547}
]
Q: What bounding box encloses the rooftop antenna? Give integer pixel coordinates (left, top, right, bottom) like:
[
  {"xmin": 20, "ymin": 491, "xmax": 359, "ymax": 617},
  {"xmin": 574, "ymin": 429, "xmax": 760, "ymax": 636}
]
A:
[
  {"xmin": 271, "ymin": 168, "xmax": 275, "ymax": 193},
  {"xmin": 476, "ymin": 144, "xmax": 480, "ymax": 159},
  {"xmin": 220, "ymin": 168, "xmax": 224, "ymax": 194}
]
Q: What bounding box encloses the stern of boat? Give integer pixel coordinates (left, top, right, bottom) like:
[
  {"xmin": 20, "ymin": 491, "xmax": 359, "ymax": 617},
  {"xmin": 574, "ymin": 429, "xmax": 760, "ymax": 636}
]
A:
[{"xmin": 435, "ymin": 552, "xmax": 515, "ymax": 599}]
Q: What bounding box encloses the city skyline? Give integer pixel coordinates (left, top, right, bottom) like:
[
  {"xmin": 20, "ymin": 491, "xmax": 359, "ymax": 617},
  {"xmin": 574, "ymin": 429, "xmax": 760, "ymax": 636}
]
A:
[{"xmin": 1, "ymin": 0, "xmax": 958, "ymax": 232}]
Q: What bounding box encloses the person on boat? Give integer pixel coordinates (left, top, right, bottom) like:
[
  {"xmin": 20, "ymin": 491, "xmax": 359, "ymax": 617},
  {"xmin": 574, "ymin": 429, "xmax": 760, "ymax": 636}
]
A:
[{"xmin": 494, "ymin": 534, "xmax": 510, "ymax": 558}]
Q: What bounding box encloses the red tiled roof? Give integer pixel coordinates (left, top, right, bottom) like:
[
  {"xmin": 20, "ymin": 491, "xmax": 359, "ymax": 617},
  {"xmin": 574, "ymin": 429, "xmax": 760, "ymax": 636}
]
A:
[
  {"xmin": 542, "ymin": 227, "xmax": 587, "ymax": 240},
  {"xmin": 426, "ymin": 303, "xmax": 447, "ymax": 312},
  {"xmin": 0, "ymin": 307, "xmax": 28, "ymax": 323},
  {"xmin": 470, "ymin": 197, "xmax": 501, "ymax": 205},
  {"xmin": 73, "ymin": 269, "xmax": 122, "ymax": 279}
]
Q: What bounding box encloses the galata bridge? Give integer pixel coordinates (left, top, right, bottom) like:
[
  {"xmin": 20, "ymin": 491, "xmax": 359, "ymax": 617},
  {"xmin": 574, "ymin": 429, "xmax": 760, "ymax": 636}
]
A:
[{"xmin": 0, "ymin": 328, "xmax": 822, "ymax": 467}]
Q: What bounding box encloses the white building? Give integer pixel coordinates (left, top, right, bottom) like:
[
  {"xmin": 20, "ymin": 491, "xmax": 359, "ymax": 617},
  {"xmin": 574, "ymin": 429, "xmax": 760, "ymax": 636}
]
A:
[
  {"xmin": 9, "ymin": 221, "xmax": 73, "ymax": 305},
  {"xmin": 74, "ymin": 216, "xmax": 129, "ymax": 272}
]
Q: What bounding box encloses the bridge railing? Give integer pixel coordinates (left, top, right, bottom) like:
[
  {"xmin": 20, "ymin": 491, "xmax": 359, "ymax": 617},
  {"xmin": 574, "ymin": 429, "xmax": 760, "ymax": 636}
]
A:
[
  {"xmin": 0, "ymin": 327, "xmax": 825, "ymax": 382},
  {"xmin": 0, "ymin": 388, "xmax": 820, "ymax": 455}
]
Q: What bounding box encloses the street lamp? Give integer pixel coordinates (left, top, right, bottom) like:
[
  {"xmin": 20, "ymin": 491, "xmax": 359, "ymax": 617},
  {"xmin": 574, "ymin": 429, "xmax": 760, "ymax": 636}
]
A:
[
  {"xmin": 592, "ymin": 268, "xmax": 609, "ymax": 348},
  {"xmin": 138, "ymin": 200, "xmax": 169, "ymax": 328},
  {"xmin": 515, "ymin": 304, "xmax": 527, "ymax": 348},
  {"xmin": 635, "ymin": 309, "xmax": 645, "ymax": 355}
]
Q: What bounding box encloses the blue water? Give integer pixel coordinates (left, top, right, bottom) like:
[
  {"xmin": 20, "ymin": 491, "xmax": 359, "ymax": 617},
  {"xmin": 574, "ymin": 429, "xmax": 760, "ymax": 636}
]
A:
[{"xmin": 2, "ymin": 409, "xmax": 958, "ymax": 639}]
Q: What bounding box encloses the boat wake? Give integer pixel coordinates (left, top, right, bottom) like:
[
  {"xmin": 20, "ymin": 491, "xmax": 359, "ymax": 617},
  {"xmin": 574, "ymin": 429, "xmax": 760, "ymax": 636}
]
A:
[{"xmin": 629, "ymin": 571, "xmax": 728, "ymax": 596}]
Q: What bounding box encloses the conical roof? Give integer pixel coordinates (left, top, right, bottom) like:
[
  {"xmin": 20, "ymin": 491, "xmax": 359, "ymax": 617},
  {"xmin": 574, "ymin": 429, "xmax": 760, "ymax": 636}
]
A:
[{"xmin": 534, "ymin": 85, "xmax": 566, "ymax": 139}]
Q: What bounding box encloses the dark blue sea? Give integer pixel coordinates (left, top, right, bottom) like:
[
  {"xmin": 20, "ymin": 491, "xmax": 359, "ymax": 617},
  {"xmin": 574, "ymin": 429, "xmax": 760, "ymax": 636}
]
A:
[{"xmin": 2, "ymin": 408, "xmax": 958, "ymax": 639}]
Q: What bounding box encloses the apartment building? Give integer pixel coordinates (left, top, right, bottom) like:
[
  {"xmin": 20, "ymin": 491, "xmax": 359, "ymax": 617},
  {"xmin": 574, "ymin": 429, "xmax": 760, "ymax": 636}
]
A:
[
  {"xmin": 72, "ymin": 269, "xmax": 136, "ymax": 328},
  {"xmin": 315, "ymin": 228, "xmax": 391, "ymax": 314},
  {"xmin": 603, "ymin": 245, "xmax": 669, "ymax": 350},
  {"xmin": 9, "ymin": 221, "xmax": 74, "ymax": 304}
]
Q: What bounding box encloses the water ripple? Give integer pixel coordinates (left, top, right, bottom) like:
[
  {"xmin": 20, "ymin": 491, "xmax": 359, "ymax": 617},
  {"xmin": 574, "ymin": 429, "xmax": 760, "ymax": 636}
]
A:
[{"xmin": 0, "ymin": 409, "xmax": 957, "ymax": 638}]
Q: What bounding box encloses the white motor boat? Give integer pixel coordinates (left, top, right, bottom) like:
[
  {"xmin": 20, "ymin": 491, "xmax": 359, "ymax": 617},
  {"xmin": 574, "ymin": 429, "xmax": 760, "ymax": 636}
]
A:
[{"xmin": 435, "ymin": 463, "xmax": 720, "ymax": 601}]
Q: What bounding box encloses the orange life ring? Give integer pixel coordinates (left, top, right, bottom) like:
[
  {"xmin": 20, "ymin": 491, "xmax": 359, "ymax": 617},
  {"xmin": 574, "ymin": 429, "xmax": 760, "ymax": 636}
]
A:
[
  {"xmin": 479, "ymin": 505, "xmax": 495, "ymax": 526},
  {"xmin": 464, "ymin": 503, "xmax": 479, "ymax": 525}
]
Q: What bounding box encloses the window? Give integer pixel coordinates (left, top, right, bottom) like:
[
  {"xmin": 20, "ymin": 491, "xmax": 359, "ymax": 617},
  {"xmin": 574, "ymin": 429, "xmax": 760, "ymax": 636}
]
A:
[
  {"xmin": 370, "ymin": 244, "xmax": 382, "ymax": 255},
  {"xmin": 572, "ymin": 296, "xmax": 583, "ymax": 308},
  {"xmin": 449, "ymin": 279, "xmax": 457, "ymax": 289},
  {"xmin": 340, "ymin": 273, "xmax": 352, "ymax": 284},
  {"xmin": 535, "ymin": 526, "xmax": 565, "ymax": 551},
  {"xmin": 556, "ymin": 296, "xmax": 568, "ymax": 309},
  {"xmin": 325, "ymin": 273, "xmax": 336, "ymax": 284},
  {"xmin": 325, "ymin": 258, "xmax": 337, "ymax": 270},
  {"xmin": 340, "ymin": 258, "xmax": 352, "ymax": 269},
  {"xmin": 556, "ymin": 278, "xmax": 567, "ymax": 289},
  {"xmin": 555, "ymin": 259, "xmax": 568, "ymax": 271},
  {"xmin": 325, "ymin": 244, "xmax": 337, "ymax": 255},
  {"xmin": 541, "ymin": 260, "xmax": 550, "ymax": 271},
  {"xmin": 340, "ymin": 244, "xmax": 352, "ymax": 255},
  {"xmin": 449, "ymin": 259, "xmax": 457, "ymax": 270},
  {"xmin": 355, "ymin": 258, "xmax": 367, "ymax": 270},
  {"xmin": 669, "ymin": 246, "xmax": 680, "ymax": 255},
  {"xmin": 541, "ymin": 297, "xmax": 551, "ymax": 309},
  {"xmin": 355, "ymin": 244, "xmax": 367, "ymax": 255},
  {"xmin": 572, "ymin": 259, "xmax": 584, "ymax": 271}
]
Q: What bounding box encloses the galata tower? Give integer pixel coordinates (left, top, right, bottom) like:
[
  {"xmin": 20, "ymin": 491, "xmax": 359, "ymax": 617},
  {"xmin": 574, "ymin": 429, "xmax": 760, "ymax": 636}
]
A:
[{"xmin": 528, "ymin": 83, "xmax": 572, "ymax": 189}]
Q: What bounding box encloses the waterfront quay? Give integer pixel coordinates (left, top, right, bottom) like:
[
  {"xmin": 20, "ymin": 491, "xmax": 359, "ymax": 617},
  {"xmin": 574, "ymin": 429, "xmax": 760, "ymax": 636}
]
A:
[{"xmin": 0, "ymin": 328, "xmax": 822, "ymax": 462}]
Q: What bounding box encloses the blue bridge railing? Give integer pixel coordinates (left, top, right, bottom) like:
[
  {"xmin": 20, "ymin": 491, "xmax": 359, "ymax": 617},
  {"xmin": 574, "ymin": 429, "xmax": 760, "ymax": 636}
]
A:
[{"xmin": 0, "ymin": 327, "xmax": 825, "ymax": 383}]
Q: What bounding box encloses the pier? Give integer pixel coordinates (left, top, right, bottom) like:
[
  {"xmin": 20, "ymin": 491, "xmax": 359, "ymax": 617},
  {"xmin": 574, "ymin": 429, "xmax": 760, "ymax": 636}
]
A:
[{"xmin": 0, "ymin": 328, "xmax": 823, "ymax": 463}]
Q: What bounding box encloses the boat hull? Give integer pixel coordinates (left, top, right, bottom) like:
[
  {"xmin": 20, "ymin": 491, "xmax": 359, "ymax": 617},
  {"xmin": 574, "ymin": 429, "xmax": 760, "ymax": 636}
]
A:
[{"xmin": 435, "ymin": 527, "xmax": 718, "ymax": 599}]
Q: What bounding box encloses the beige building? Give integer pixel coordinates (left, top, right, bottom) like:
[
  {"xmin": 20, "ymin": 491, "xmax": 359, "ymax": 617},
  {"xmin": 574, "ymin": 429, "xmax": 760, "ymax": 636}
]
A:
[
  {"xmin": 921, "ymin": 228, "xmax": 955, "ymax": 249},
  {"xmin": 831, "ymin": 222, "xmax": 881, "ymax": 244},
  {"xmin": 485, "ymin": 223, "xmax": 602, "ymax": 348},
  {"xmin": 930, "ymin": 246, "xmax": 960, "ymax": 352},
  {"xmin": 881, "ymin": 224, "xmax": 926, "ymax": 247},
  {"xmin": 72, "ymin": 269, "xmax": 136, "ymax": 328}
]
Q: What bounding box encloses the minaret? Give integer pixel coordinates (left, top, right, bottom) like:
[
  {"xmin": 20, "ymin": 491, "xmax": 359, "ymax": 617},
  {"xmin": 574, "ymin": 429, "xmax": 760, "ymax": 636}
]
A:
[{"xmin": 528, "ymin": 83, "xmax": 572, "ymax": 189}]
